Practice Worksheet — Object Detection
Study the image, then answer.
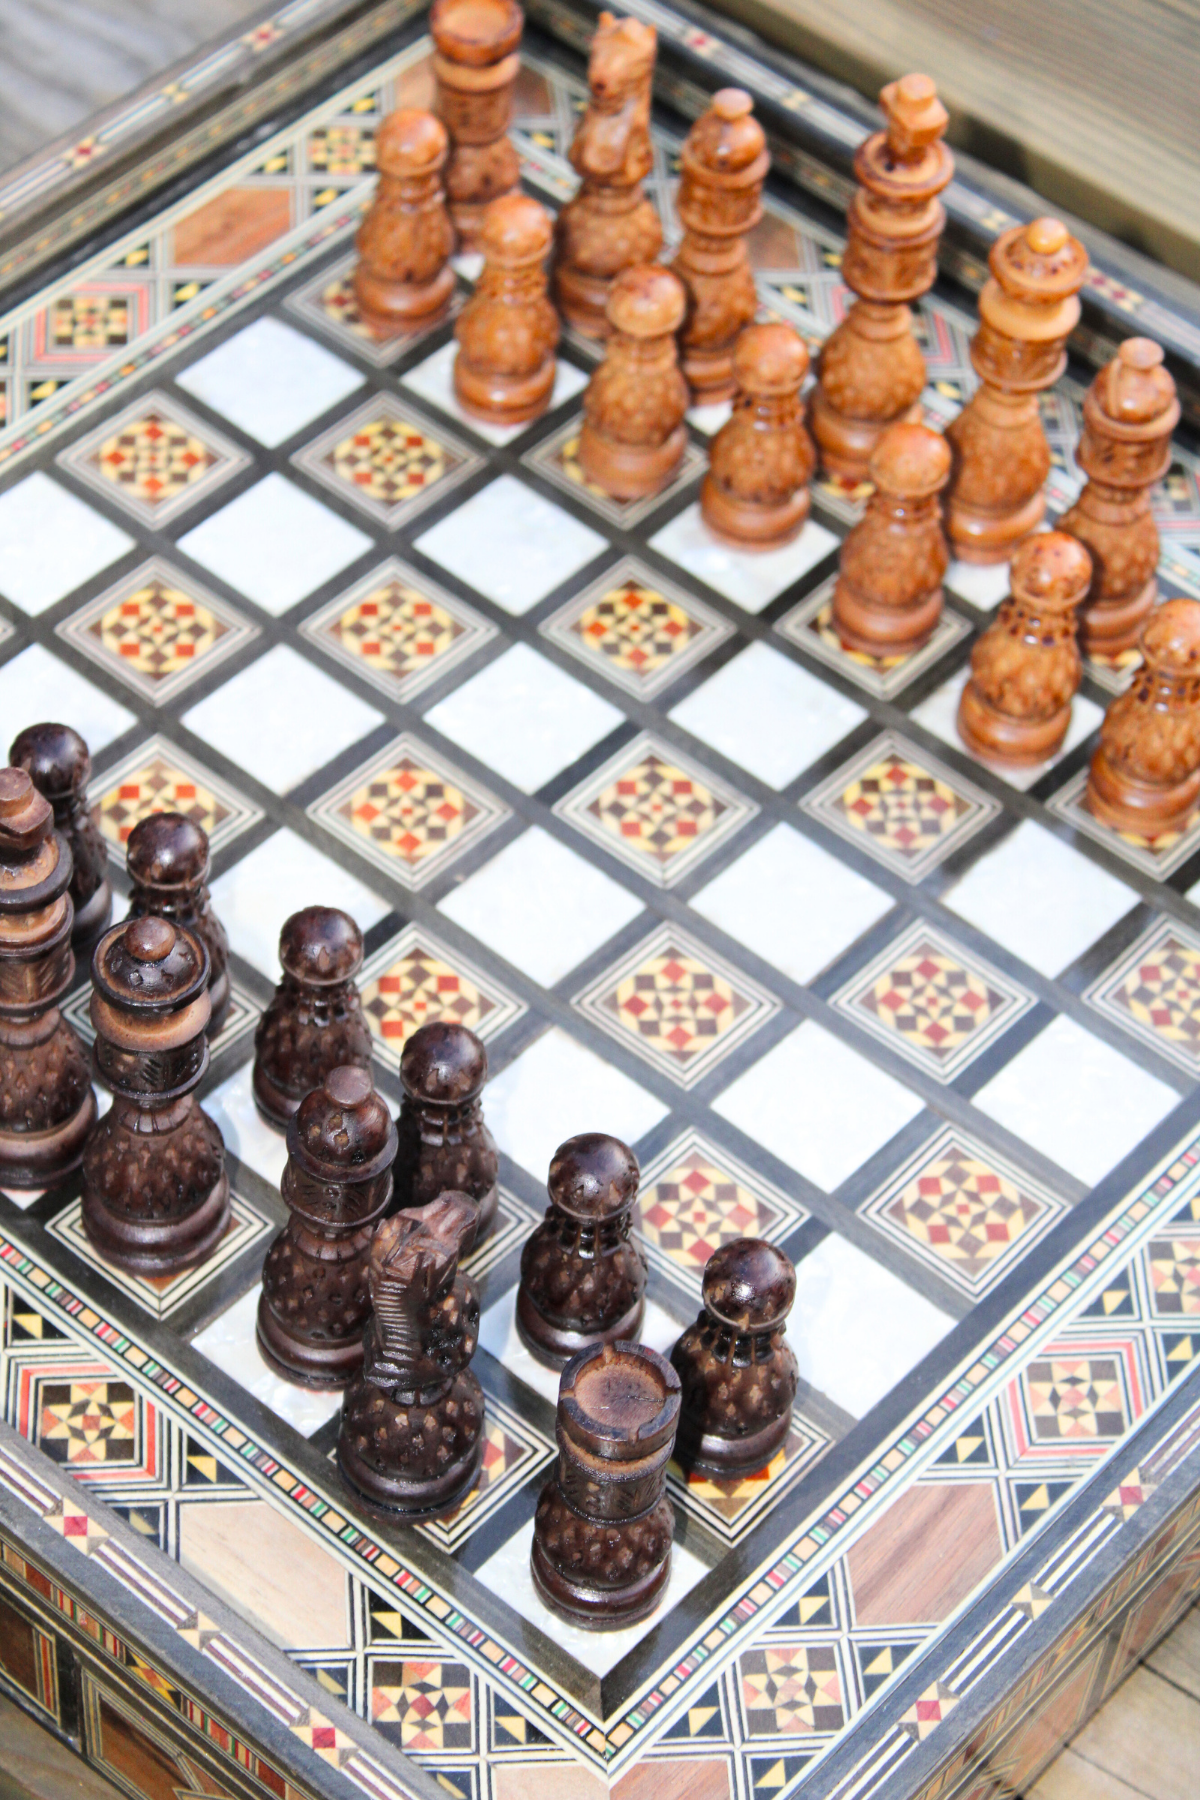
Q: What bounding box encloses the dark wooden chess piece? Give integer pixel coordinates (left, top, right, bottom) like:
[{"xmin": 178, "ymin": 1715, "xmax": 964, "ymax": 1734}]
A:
[
  {"xmin": 700, "ymin": 321, "xmax": 814, "ymax": 547},
  {"xmin": 1058, "ymin": 338, "xmax": 1181, "ymax": 656},
  {"xmin": 454, "ymin": 192, "xmax": 559, "ymax": 424},
  {"xmin": 670, "ymin": 89, "xmax": 769, "ymax": 403},
  {"xmin": 337, "ymin": 1190, "xmax": 484, "ymax": 1517},
  {"xmin": 670, "ymin": 1238, "xmax": 798, "ymax": 1477},
  {"xmin": 944, "ymin": 217, "xmax": 1088, "ymax": 563},
  {"xmin": 517, "ymin": 1133, "xmax": 646, "ymax": 1367},
  {"xmin": 395, "ymin": 1020, "xmax": 498, "ymax": 1249},
  {"xmin": 810, "ymin": 74, "xmax": 953, "ymax": 482},
  {"xmin": 958, "ymin": 531, "xmax": 1091, "ymax": 765},
  {"xmin": 578, "ymin": 264, "xmax": 688, "ymax": 499},
  {"xmin": 831, "ymin": 420, "xmax": 951, "ymax": 657},
  {"xmin": 253, "ymin": 907, "xmax": 372, "ymax": 1129},
  {"xmin": 10, "ymin": 723, "xmax": 111, "ymax": 953},
  {"xmin": 431, "ymin": 0, "xmax": 523, "ymax": 250},
  {"xmin": 554, "ymin": 12, "xmax": 661, "ymax": 338},
  {"xmin": 126, "ymin": 814, "xmax": 230, "ymax": 1037},
  {"xmin": 0, "ymin": 769, "xmax": 95, "ymax": 1190},
  {"xmin": 257, "ymin": 1066, "xmax": 397, "ymax": 1388},
  {"xmin": 532, "ymin": 1340, "xmax": 680, "ymax": 1627},
  {"xmin": 82, "ymin": 916, "xmax": 229, "ymax": 1275},
  {"xmin": 353, "ymin": 108, "xmax": 456, "ymax": 332},
  {"xmin": 1086, "ymin": 598, "xmax": 1200, "ymax": 838}
]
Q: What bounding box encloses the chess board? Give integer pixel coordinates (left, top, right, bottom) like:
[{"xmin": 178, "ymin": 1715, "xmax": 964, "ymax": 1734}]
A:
[{"xmin": 3, "ymin": 6, "xmax": 1200, "ymax": 1800}]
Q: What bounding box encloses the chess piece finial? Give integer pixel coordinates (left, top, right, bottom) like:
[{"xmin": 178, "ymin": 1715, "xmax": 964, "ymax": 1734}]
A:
[
  {"xmin": 944, "ymin": 216, "xmax": 1088, "ymax": 563},
  {"xmin": 353, "ymin": 108, "xmax": 456, "ymax": 332},
  {"xmin": 810, "ymin": 73, "xmax": 953, "ymax": 482},
  {"xmin": 670, "ymin": 89, "xmax": 769, "ymax": 403},
  {"xmin": 82, "ymin": 916, "xmax": 229, "ymax": 1274},
  {"xmin": 431, "ymin": 0, "xmax": 524, "ymax": 250},
  {"xmin": 10, "ymin": 723, "xmax": 112, "ymax": 953},
  {"xmin": 252, "ymin": 907, "xmax": 372, "ymax": 1128},
  {"xmin": 454, "ymin": 192, "xmax": 559, "ymax": 423},
  {"xmin": 578, "ymin": 263, "xmax": 688, "ymax": 499},
  {"xmin": 337, "ymin": 1190, "xmax": 484, "ymax": 1516},
  {"xmin": 554, "ymin": 12, "xmax": 662, "ymax": 337},
  {"xmin": 1058, "ymin": 337, "xmax": 1180, "ymax": 656},
  {"xmin": 532, "ymin": 1340, "xmax": 680, "ymax": 1627},
  {"xmin": 1086, "ymin": 598, "xmax": 1200, "ymax": 837},
  {"xmin": 125, "ymin": 813, "xmax": 230, "ymax": 1036},
  {"xmin": 258, "ymin": 1065, "xmax": 398, "ymax": 1388},
  {"xmin": 831, "ymin": 421, "xmax": 951, "ymax": 656},
  {"xmin": 395, "ymin": 1020, "xmax": 499, "ymax": 1249},
  {"xmin": 700, "ymin": 322, "xmax": 814, "ymax": 546},
  {"xmin": 0, "ymin": 768, "xmax": 95, "ymax": 1190},
  {"xmin": 958, "ymin": 531, "xmax": 1091, "ymax": 765},
  {"xmin": 517, "ymin": 1132, "xmax": 647, "ymax": 1367},
  {"xmin": 671, "ymin": 1238, "xmax": 798, "ymax": 1476}
]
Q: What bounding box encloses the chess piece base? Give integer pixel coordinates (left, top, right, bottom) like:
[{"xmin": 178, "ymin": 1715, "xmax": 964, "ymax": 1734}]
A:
[
  {"xmin": 516, "ymin": 1281, "xmax": 645, "ymax": 1369},
  {"xmin": 353, "ymin": 262, "xmax": 455, "ymax": 330},
  {"xmin": 531, "ymin": 1532, "xmax": 670, "ymax": 1627},
  {"xmin": 578, "ymin": 420, "xmax": 685, "ymax": 501},
  {"xmin": 681, "ymin": 344, "xmax": 737, "ymax": 404},
  {"xmin": 945, "ymin": 487, "xmax": 1046, "ymax": 565},
  {"xmin": 256, "ymin": 1296, "xmax": 364, "ymax": 1390},
  {"xmin": 700, "ymin": 472, "xmax": 809, "ymax": 549},
  {"xmin": 676, "ymin": 1405, "xmax": 792, "ymax": 1481},
  {"xmin": 833, "ymin": 578, "xmax": 943, "ymax": 659},
  {"xmin": 809, "ymin": 386, "xmax": 920, "ymax": 483},
  {"xmin": 957, "ymin": 681, "xmax": 1070, "ymax": 767},
  {"xmin": 0, "ymin": 1086, "xmax": 96, "ymax": 1192},
  {"xmin": 1080, "ymin": 577, "xmax": 1158, "ymax": 657},
  {"xmin": 337, "ymin": 1409, "xmax": 483, "ymax": 1518},
  {"xmin": 1086, "ymin": 746, "xmax": 1200, "ymax": 839},
  {"xmin": 454, "ymin": 353, "xmax": 555, "ymax": 425},
  {"xmin": 82, "ymin": 1170, "xmax": 230, "ymax": 1277}
]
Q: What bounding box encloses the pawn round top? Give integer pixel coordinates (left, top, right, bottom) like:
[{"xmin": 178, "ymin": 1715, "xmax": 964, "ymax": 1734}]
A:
[
  {"xmin": 733, "ymin": 321, "xmax": 808, "ymax": 396},
  {"xmin": 375, "ymin": 108, "xmax": 449, "ymax": 179},
  {"xmin": 400, "ymin": 1019, "xmax": 487, "ymax": 1104},
  {"xmin": 1141, "ymin": 599, "xmax": 1200, "ymax": 677},
  {"xmin": 93, "ymin": 915, "xmax": 208, "ymax": 1011},
  {"xmin": 430, "ymin": 0, "xmax": 522, "ymax": 64},
  {"xmin": 702, "ymin": 1237, "xmax": 796, "ymax": 1329},
  {"xmin": 278, "ymin": 906, "xmax": 363, "ymax": 986},
  {"xmin": 126, "ymin": 813, "xmax": 210, "ymax": 891},
  {"xmin": 10, "ymin": 723, "xmax": 90, "ymax": 799},
  {"xmin": 868, "ymin": 421, "xmax": 951, "ymax": 497},
  {"xmin": 1095, "ymin": 337, "xmax": 1178, "ymax": 427},
  {"xmin": 558, "ymin": 1340, "xmax": 681, "ymax": 1461},
  {"xmin": 606, "ymin": 263, "xmax": 686, "ymax": 338},
  {"xmin": 990, "ymin": 216, "xmax": 1087, "ymax": 303},
  {"xmin": 547, "ymin": 1132, "xmax": 638, "ymax": 1220},
  {"xmin": 688, "ymin": 88, "xmax": 765, "ymax": 173},
  {"xmin": 1010, "ymin": 531, "xmax": 1093, "ymax": 610},
  {"xmin": 292, "ymin": 1065, "xmax": 396, "ymax": 1176},
  {"xmin": 882, "ymin": 71, "xmax": 948, "ymax": 156},
  {"xmin": 480, "ymin": 191, "xmax": 552, "ymax": 262},
  {"xmin": 0, "ymin": 767, "xmax": 52, "ymax": 847}
]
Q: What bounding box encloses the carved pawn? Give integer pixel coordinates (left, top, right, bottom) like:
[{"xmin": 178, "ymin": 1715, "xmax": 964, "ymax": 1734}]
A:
[
  {"xmin": 578, "ymin": 263, "xmax": 688, "ymax": 499},
  {"xmin": 517, "ymin": 1133, "xmax": 647, "ymax": 1368},
  {"xmin": 338, "ymin": 1191, "xmax": 484, "ymax": 1517},
  {"xmin": 811, "ymin": 74, "xmax": 953, "ymax": 481},
  {"xmin": 454, "ymin": 192, "xmax": 559, "ymax": 424},
  {"xmin": 532, "ymin": 1341, "xmax": 680, "ymax": 1628},
  {"xmin": 958, "ymin": 531, "xmax": 1091, "ymax": 765},
  {"xmin": 945, "ymin": 217, "xmax": 1088, "ymax": 563},
  {"xmin": 0, "ymin": 770, "xmax": 95, "ymax": 1190},
  {"xmin": 353, "ymin": 109, "xmax": 456, "ymax": 331},
  {"xmin": 554, "ymin": 12, "xmax": 662, "ymax": 338},
  {"xmin": 395, "ymin": 1021, "xmax": 498, "ymax": 1249},
  {"xmin": 126, "ymin": 814, "xmax": 230, "ymax": 1037},
  {"xmin": 671, "ymin": 1239, "xmax": 798, "ymax": 1477},
  {"xmin": 10, "ymin": 723, "xmax": 111, "ymax": 952},
  {"xmin": 1086, "ymin": 599, "xmax": 1200, "ymax": 838},
  {"xmin": 1058, "ymin": 338, "xmax": 1180, "ymax": 656},
  {"xmin": 700, "ymin": 321, "xmax": 814, "ymax": 547},
  {"xmin": 82, "ymin": 917, "xmax": 229, "ymax": 1275},
  {"xmin": 257, "ymin": 1067, "xmax": 397, "ymax": 1388},
  {"xmin": 832, "ymin": 421, "xmax": 951, "ymax": 657},
  {"xmin": 671, "ymin": 89, "xmax": 769, "ymax": 403},
  {"xmin": 431, "ymin": 0, "xmax": 523, "ymax": 249},
  {"xmin": 253, "ymin": 907, "xmax": 372, "ymax": 1129}
]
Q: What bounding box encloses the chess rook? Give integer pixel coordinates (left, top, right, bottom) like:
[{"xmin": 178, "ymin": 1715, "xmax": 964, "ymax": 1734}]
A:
[
  {"xmin": 253, "ymin": 906, "xmax": 372, "ymax": 1129},
  {"xmin": 700, "ymin": 321, "xmax": 814, "ymax": 547},
  {"xmin": 532, "ymin": 1341, "xmax": 680, "ymax": 1627},
  {"xmin": 395, "ymin": 1020, "xmax": 499, "ymax": 1249},
  {"xmin": 10, "ymin": 723, "xmax": 112, "ymax": 953},
  {"xmin": 1086, "ymin": 598, "xmax": 1200, "ymax": 838},
  {"xmin": 454, "ymin": 191, "xmax": 559, "ymax": 424},
  {"xmin": 0, "ymin": 769, "xmax": 95, "ymax": 1190},
  {"xmin": 257, "ymin": 1066, "xmax": 397, "ymax": 1388},
  {"xmin": 578, "ymin": 263, "xmax": 688, "ymax": 499},
  {"xmin": 431, "ymin": 0, "xmax": 523, "ymax": 250},
  {"xmin": 832, "ymin": 420, "xmax": 950, "ymax": 656},
  {"xmin": 353, "ymin": 108, "xmax": 456, "ymax": 331},
  {"xmin": 126, "ymin": 813, "xmax": 231, "ymax": 1036}
]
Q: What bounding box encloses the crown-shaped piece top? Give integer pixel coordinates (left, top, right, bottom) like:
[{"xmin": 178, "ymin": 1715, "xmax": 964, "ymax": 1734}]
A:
[
  {"xmin": 702, "ymin": 1237, "xmax": 796, "ymax": 1330},
  {"xmin": 733, "ymin": 321, "xmax": 809, "ymax": 395},
  {"xmin": 430, "ymin": 0, "xmax": 523, "ymax": 65},
  {"xmin": 93, "ymin": 915, "xmax": 209, "ymax": 1012},
  {"xmin": 375, "ymin": 108, "xmax": 450, "ymax": 179},
  {"xmin": 558, "ymin": 1339, "xmax": 680, "ymax": 1457},
  {"xmin": 881, "ymin": 72, "xmax": 948, "ymax": 158},
  {"xmin": 480, "ymin": 190, "xmax": 553, "ymax": 262},
  {"xmin": 869, "ymin": 420, "xmax": 951, "ymax": 497},
  {"xmin": 278, "ymin": 906, "xmax": 363, "ymax": 986},
  {"xmin": 548, "ymin": 1132, "xmax": 639, "ymax": 1220},
  {"xmin": 1095, "ymin": 337, "xmax": 1179, "ymax": 429},
  {"xmin": 10, "ymin": 723, "xmax": 91, "ymax": 800},
  {"xmin": 990, "ymin": 216, "xmax": 1088, "ymax": 305},
  {"xmin": 1141, "ymin": 598, "xmax": 1200, "ymax": 678},
  {"xmin": 400, "ymin": 1019, "xmax": 488, "ymax": 1105},
  {"xmin": 1010, "ymin": 531, "xmax": 1092, "ymax": 611},
  {"xmin": 292, "ymin": 1065, "xmax": 396, "ymax": 1176},
  {"xmin": 686, "ymin": 88, "xmax": 766, "ymax": 174},
  {"xmin": 126, "ymin": 813, "xmax": 210, "ymax": 891},
  {"xmin": 588, "ymin": 11, "xmax": 656, "ymax": 96}
]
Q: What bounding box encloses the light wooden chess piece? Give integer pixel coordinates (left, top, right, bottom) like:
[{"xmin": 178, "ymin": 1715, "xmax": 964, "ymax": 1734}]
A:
[
  {"xmin": 671, "ymin": 89, "xmax": 769, "ymax": 403},
  {"xmin": 454, "ymin": 192, "xmax": 559, "ymax": 424},
  {"xmin": 957, "ymin": 531, "xmax": 1091, "ymax": 765},
  {"xmin": 832, "ymin": 420, "xmax": 950, "ymax": 656},
  {"xmin": 554, "ymin": 12, "xmax": 661, "ymax": 338},
  {"xmin": 431, "ymin": 0, "xmax": 523, "ymax": 250},
  {"xmin": 944, "ymin": 217, "xmax": 1087, "ymax": 563},
  {"xmin": 1058, "ymin": 338, "xmax": 1180, "ymax": 657},
  {"xmin": 578, "ymin": 263, "xmax": 687, "ymax": 499},
  {"xmin": 1086, "ymin": 598, "xmax": 1200, "ymax": 838},
  {"xmin": 700, "ymin": 321, "xmax": 813, "ymax": 546},
  {"xmin": 353, "ymin": 108, "xmax": 456, "ymax": 331},
  {"xmin": 810, "ymin": 74, "xmax": 953, "ymax": 482}
]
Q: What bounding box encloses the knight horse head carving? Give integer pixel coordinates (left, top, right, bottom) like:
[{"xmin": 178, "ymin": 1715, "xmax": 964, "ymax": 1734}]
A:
[{"xmin": 365, "ymin": 1190, "xmax": 478, "ymax": 1392}]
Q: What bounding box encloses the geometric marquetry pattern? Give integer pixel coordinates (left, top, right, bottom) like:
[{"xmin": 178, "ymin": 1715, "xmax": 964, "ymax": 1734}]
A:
[
  {"xmin": 58, "ymin": 558, "xmax": 257, "ymax": 702},
  {"xmin": 1086, "ymin": 919, "xmax": 1200, "ymax": 1073},
  {"xmin": 92, "ymin": 737, "xmax": 261, "ymax": 858},
  {"xmin": 636, "ymin": 1132, "xmax": 805, "ymax": 1285},
  {"xmin": 1146, "ymin": 1236, "xmax": 1200, "ymax": 1314},
  {"xmin": 302, "ymin": 562, "xmax": 494, "ymax": 704},
  {"xmin": 357, "ymin": 925, "xmax": 523, "ymax": 1071},
  {"xmin": 541, "ymin": 557, "xmax": 732, "ymax": 698},
  {"xmin": 669, "ymin": 1418, "xmax": 830, "ymax": 1544},
  {"xmin": 294, "ymin": 394, "xmax": 479, "ymax": 528},
  {"xmin": 370, "ymin": 1660, "xmax": 472, "ymax": 1751},
  {"xmin": 1023, "ymin": 1356, "xmax": 1128, "ymax": 1444},
  {"xmin": 739, "ymin": 1643, "xmax": 845, "ymax": 1735},
  {"xmin": 805, "ymin": 735, "xmax": 997, "ymax": 879},
  {"xmin": 56, "ymin": 392, "xmax": 249, "ymax": 525}
]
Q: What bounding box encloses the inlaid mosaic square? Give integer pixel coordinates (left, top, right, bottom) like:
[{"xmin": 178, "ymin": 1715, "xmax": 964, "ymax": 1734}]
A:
[
  {"xmin": 300, "ymin": 558, "xmax": 497, "ymax": 704},
  {"xmin": 775, "ymin": 575, "xmax": 971, "ymax": 701},
  {"xmin": 802, "ymin": 733, "xmax": 1000, "ymax": 881},
  {"xmin": 292, "ymin": 391, "xmax": 482, "ymax": 528},
  {"xmin": 1046, "ymin": 766, "xmax": 1200, "ymax": 879},
  {"xmin": 46, "ymin": 1191, "xmax": 271, "ymax": 1321},
  {"xmin": 31, "ymin": 281, "xmax": 153, "ymax": 365},
  {"xmin": 554, "ymin": 731, "xmax": 756, "ymax": 887},
  {"xmin": 574, "ymin": 923, "xmax": 780, "ymax": 1086},
  {"xmin": 92, "ymin": 734, "xmax": 264, "ymax": 860},
  {"xmin": 1001, "ymin": 1333, "xmax": 1148, "ymax": 1466},
  {"xmin": 57, "ymin": 557, "xmax": 259, "ymax": 702},
  {"xmin": 668, "ymin": 1416, "xmax": 831, "ymax": 1545},
  {"xmin": 522, "ymin": 411, "xmax": 706, "ymax": 529},
  {"xmin": 831, "ymin": 921, "xmax": 1034, "ymax": 1081},
  {"xmin": 414, "ymin": 1395, "xmax": 553, "ymax": 1554},
  {"xmin": 370, "ymin": 1657, "xmax": 474, "ymax": 1753},
  {"xmin": 539, "ymin": 555, "xmax": 733, "ymax": 700},
  {"xmin": 11, "ymin": 1354, "xmax": 158, "ymax": 1484},
  {"xmin": 1085, "ymin": 916, "xmax": 1200, "ymax": 1073},
  {"xmin": 285, "ymin": 250, "xmax": 462, "ymax": 366},
  {"xmin": 1145, "ymin": 1235, "xmax": 1200, "ymax": 1316},
  {"xmin": 308, "ymin": 734, "xmax": 509, "ymax": 889},
  {"xmin": 358, "ymin": 922, "xmax": 525, "ymax": 1072},
  {"xmin": 739, "ymin": 1641, "xmax": 847, "ymax": 1737},
  {"xmin": 57, "ymin": 390, "xmax": 250, "ymax": 525},
  {"xmin": 636, "ymin": 1129, "xmax": 807, "ymax": 1292}
]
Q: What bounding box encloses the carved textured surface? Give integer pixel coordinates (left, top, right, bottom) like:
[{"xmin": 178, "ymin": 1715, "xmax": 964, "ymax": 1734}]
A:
[
  {"xmin": 0, "ymin": 1017, "xmax": 91, "ymax": 1131},
  {"xmin": 535, "ymin": 1485, "xmax": 674, "ymax": 1588},
  {"xmin": 341, "ymin": 1367, "xmax": 484, "ymax": 1480},
  {"xmin": 82, "ymin": 1099, "xmax": 223, "ymax": 1221},
  {"xmin": 253, "ymin": 988, "xmax": 372, "ymax": 1105}
]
